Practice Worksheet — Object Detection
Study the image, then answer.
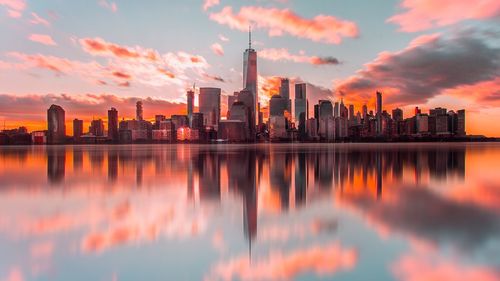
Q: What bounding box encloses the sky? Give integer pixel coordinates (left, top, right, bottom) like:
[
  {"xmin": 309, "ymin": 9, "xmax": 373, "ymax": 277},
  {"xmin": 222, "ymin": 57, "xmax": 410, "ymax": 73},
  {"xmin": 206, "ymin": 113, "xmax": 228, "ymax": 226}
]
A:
[{"xmin": 0, "ymin": 0, "xmax": 499, "ymax": 136}]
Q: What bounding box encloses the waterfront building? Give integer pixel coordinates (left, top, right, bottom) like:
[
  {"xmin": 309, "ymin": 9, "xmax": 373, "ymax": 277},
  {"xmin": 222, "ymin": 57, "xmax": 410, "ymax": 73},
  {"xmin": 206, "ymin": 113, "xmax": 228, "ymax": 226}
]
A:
[
  {"xmin": 199, "ymin": 87, "xmax": 221, "ymax": 128},
  {"xmin": 47, "ymin": 104, "xmax": 66, "ymax": 144}
]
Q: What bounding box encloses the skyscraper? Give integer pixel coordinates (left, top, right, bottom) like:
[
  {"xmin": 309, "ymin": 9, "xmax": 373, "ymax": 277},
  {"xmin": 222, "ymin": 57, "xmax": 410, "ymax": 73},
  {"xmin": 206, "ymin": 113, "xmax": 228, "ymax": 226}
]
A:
[
  {"xmin": 108, "ymin": 107, "xmax": 118, "ymax": 141},
  {"xmin": 199, "ymin": 87, "xmax": 221, "ymax": 128},
  {"xmin": 243, "ymin": 27, "xmax": 258, "ymax": 124},
  {"xmin": 294, "ymin": 83, "xmax": 308, "ymax": 132},
  {"xmin": 392, "ymin": 108, "xmax": 403, "ymax": 122},
  {"xmin": 279, "ymin": 78, "xmax": 291, "ymax": 113},
  {"xmin": 376, "ymin": 91, "xmax": 382, "ymax": 135},
  {"xmin": 187, "ymin": 88, "xmax": 194, "ymax": 127},
  {"xmin": 136, "ymin": 101, "xmax": 143, "ymax": 121},
  {"xmin": 73, "ymin": 119, "xmax": 83, "ymax": 141},
  {"xmin": 47, "ymin": 104, "xmax": 66, "ymax": 144},
  {"xmin": 89, "ymin": 119, "xmax": 104, "ymax": 136},
  {"xmin": 269, "ymin": 95, "xmax": 287, "ymax": 117}
]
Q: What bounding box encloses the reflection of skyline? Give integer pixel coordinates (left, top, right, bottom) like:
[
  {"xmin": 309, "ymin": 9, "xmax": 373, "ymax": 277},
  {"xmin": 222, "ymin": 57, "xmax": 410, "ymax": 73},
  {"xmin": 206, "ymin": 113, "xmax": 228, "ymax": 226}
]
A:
[{"xmin": 1, "ymin": 144, "xmax": 500, "ymax": 281}]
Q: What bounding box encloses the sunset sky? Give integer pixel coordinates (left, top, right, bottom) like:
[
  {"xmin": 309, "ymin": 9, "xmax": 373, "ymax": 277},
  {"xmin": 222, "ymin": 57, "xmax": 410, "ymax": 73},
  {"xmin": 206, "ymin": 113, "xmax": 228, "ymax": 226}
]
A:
[{"xmin": 0, "ymin": 0, "xmax": 499, "ymax": 136}]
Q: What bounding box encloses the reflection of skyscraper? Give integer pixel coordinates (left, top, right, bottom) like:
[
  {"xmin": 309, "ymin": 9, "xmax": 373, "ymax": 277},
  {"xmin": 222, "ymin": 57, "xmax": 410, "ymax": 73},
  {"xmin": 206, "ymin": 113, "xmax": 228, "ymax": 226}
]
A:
[
  {"xmin": 199, "ymin": 87, "xmax": 221, "ymax": 128},
  {"xmin": 108, "ymin": 107, "xmax": 118, "ymax": 142},
  {"xmin": 198, "ymin": 152, "xmax": 221, "ymax": 201},
  {"xmin": 47, "ymin": 104, "xmax": 66, "ymax": 144},
  {"xmin": 295, "ymin": 153, "xmax": 307, "ymax": 206},
  {"xmin": 270, "ymin": 153, "xmax": 292, "ymax": 210},
  {"xmin": 243, "ymin": 27, "xmax": 258, "ymax": 124},
  {"xmin": 47, "ymin": 147, "xmax": 65, "ymax": 184},
  {"xmin": 226, "ymin": 150, "xmax": 258, "ymax": 243},
  {"xmin": 108, "ymin": 150, "xmax": 118, "ymax": 182}
]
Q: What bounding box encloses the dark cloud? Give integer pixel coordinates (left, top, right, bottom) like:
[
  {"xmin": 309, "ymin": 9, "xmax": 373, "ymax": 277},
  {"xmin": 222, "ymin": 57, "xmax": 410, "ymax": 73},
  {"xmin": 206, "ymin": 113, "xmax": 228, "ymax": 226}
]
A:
[
  {"xmin": 203, "ymin": 73, "xmax": 225, "ymax": 83},
  {"xmin": 335, "ymin": 30, "xmax": 500, "ymax": 106},
  {"xmin": 310, "ymin": 56, "xmax": 341, "ymax": 65}
]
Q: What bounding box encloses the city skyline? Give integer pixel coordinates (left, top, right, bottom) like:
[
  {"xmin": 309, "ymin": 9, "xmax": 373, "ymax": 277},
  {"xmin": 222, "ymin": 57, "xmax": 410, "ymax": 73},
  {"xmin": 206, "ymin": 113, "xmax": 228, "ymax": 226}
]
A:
[{"xmin": 0, "ymin": 0, "xmax": 499, "ymax": 136}]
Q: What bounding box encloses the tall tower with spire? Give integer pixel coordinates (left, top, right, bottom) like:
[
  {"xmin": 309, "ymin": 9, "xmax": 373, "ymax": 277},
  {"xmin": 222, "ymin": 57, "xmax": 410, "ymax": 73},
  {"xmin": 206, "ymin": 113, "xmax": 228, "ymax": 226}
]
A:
[{"xmin": 243, "ymin": 26, "xmax": 258, "ymax": 126}]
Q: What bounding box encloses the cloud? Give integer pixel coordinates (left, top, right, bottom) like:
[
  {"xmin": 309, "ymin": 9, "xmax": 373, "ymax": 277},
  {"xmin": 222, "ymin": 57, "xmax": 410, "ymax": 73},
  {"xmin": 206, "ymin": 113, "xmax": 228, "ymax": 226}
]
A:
[
  {"xmin": 392, "ymin": 253, "xmax": 500, "ymax": 281},
  {"xmin": 29, "ymin": 12, "xmax": 50, "ymax": 26},
  {"xmin": 218, "ymin": 34, "xmax": 229, "ymax": 42},
  {"xmin": 0, "ymin": 0, "xmax": 26, "ymax": 18},
  {"xmin": 0, "ymin": 93, "xmax": 187, "ymax": 125},
  {"xmin": 203, "ymin": 0, "xmax": 220, "ymax": 11},
  {"xmin": 335, "ymin": 30, "xmax": 500, "ymax": 107},
  {"xmin": 204, "ymin": 73, "xmax": 225, "ymax": 83},
  {"xmin": 259, "ymin": 48, "xmax": 340, "ymax": 65},
  {"xmin": 209, "ymin": 6, "xmax": 358, "ymax": 44},
  {"xmin": 28, "ymin": 34, "xmax": 57, "ymax": 46},
  {"xmin": 205, "ymin": 242, "xmax": 357, "ymax": 281},
  {"xmin": 388, "ymin": 0, "xmax": 500, "ymax": 32},
  {"xmin": 211, "ymin": 43, "xmax": 224, "ymax": 56},
  {"xmin": 4, "ymin": 37, "xmax": 210, "ymax": 94},
  {"xmin": 98, "ymin": 0, "xmax": 117, "ymax": 13}
]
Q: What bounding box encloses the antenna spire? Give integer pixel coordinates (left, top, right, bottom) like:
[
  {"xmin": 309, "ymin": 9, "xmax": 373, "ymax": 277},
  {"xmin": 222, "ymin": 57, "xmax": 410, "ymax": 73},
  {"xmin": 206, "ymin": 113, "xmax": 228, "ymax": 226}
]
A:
[{"xmin": 249, "ymin": 26, "xmax": 252, "ymax": 49}]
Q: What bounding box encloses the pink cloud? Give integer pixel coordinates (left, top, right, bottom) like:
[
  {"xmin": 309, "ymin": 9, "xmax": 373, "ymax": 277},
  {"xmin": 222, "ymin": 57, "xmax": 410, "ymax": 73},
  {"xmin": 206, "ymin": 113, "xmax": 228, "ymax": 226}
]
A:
[
  {"xmin": 98, "ymin": 0, "xmax": 117, "ymax": 13},
  {"xmin": 29, "ymin": 12, "xmax": 50, "ymax": 26},
  {"xmin": 203, "ymin": 0, "xmax": 219, "ymax": 11},
  {"xmin": 0, "ymin": 267, "xmax": 24, "ymax": 281},
  {"xmin": 209, "ymin": 6, "xmax": 359, "ymax": 44},
  {"xmin": 28, "ymin": 34, "xmax": 57, "ymax": 46},
  {"xmin": 211, "ymin": 43, "xmax": 224, "ymax": 56},
  {"xmin": 205, "ymin": 242, "xmax": 358, "ymax": 281},
  {"xmin": 0, "ymin": 0, "xmax": 26, "ymax": 18},
  {"xmin": 388, "ymin": 0, "xmax": 500, "ymax": 32},
  {"xmin": 218, "ymin": 34, "xmax": 229, "ymax": 42},
  {"xmin": 30, "ymin": 241, "xmax": 54, "ymax": 259},
  {"xmin": 259, "ymin": 48, "xmax": 340, "ymax": 65},
  {"xmin": 392, "ymin": 253, "xmax": 499, "ymax": 281}
]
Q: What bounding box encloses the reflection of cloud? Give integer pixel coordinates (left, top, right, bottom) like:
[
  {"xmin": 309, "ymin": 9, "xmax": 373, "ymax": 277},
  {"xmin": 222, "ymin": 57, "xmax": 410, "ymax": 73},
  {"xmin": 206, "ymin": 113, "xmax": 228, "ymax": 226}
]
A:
[
  {"xmin": 340, "ymin": 186, "xmax": 500, "ymax": 252},
  {"xmin": 30, "ymin": 241, "xmax": 54, "ymax": 259},
  {"xmin": 392, "ymin": 253, "xmax": 499, "ymax": 281},
  {"xmin": 205, "ymin": 242, "xmax": 357, "ymax": 281},
  {"xmin": 0, "ymin": 267, "xmax": 24, "ymax": 281}
]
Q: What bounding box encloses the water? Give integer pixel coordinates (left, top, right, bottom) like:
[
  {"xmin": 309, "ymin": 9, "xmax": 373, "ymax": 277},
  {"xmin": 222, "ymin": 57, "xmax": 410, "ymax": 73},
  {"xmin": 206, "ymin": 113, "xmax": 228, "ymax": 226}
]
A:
[{"xmin": 0, "ymin": 143, "xmax": 499, "ymax": 281}]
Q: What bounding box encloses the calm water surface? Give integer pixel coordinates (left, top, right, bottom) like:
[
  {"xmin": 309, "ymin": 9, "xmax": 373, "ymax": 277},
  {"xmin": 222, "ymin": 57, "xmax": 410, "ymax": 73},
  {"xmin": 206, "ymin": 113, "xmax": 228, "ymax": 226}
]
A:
[{"xmin": 0, "ymin": 143, "xmax": 499, "ymax": 281}]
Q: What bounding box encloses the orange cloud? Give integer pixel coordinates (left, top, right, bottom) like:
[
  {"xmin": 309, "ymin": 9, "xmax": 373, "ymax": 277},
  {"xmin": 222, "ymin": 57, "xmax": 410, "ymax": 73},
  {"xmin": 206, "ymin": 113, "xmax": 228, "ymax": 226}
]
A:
[
  {"xmin": 388, "ymin": 0, "xmax": 500, "ymax": 32},
  {"xmin": 28, "ymin": 34, "xmax": 57, "ymax": 46},
  {"xmin": 211, "ymin": 43, "xmax": 224, "ymax": 56},
  {"xmin": 259, "ymin": 48, "xmax": 340, "ymax": 65},
  {"xmin": 205, "ymin": 242, "xmax": 358, "ymax": 281},
  {"xmin": 209, "ymin": 6, "xmax": 358, "ymax": 44}
]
